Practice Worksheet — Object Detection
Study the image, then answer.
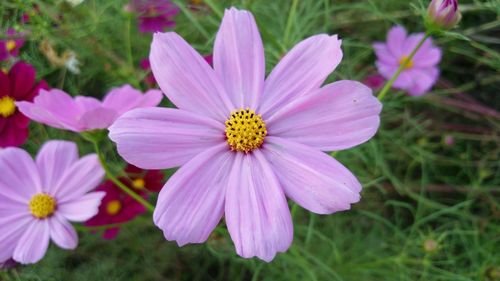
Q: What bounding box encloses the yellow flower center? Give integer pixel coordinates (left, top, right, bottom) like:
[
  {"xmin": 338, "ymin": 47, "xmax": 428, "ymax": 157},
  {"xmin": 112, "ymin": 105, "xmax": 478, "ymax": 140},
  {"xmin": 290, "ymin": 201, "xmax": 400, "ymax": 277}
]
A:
[
  {"xmin": 225, "ymin": 108, "xmax": 267, "ymax": 153},
  {"xmin": 132, "ymin": 178, "xmax": 145, "ymax": 190},
  {"xmin": 6, "ymin": 40, "xmax": 16, "ymax": 52},
  {"xmin": 29, "ymin": 194, "xmax": 56, "ymax": 219},
  {"xmin": 0, "ymin": 96, "xmax": 16, "ymax": 118},
  {"xmin": 106, "ymin": 200, "xmax": 122, "ymax": 215},
  {"xmin": 399, "ymin": 55, "xmax": 414, "ymax": 69}
]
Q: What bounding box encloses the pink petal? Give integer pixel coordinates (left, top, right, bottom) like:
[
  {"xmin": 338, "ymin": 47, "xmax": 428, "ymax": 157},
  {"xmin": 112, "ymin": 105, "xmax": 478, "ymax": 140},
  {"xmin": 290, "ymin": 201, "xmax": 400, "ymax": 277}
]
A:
[
  {"xmin": 373, "ymin": 43, "xmax": 398, "ymax": 66},
  {"xmin": 58, "ymin": 192, "xmax": 106, "ymax": 222},
  {"xmin": 16, "ymin": 89, "xmax": 81, "ymax": 131},
  {"xmin": 109, "ymin": 107, "xmax": 225, "ymax": 169},
  {"xmin": 213, "ymin": 8, "xmax": 265, "ymax": 109},
  {"xmin": 263, "ymin": 137, "xmax": 362, "ymax": 214},
  {"xmin": 0, "ymin": 214, "xmax": 32, "ymax": 262},
  {"xmin": 13, "ymin": 220, "xmax": 50, "ymax": 264},
  {"xmin": 74, "ymin": 96, "xmax": 101, "ymax": 112},
  {"xmin": 386, "ymin": 26, "xmax": 407, "ymax": 58},
  {"xmin": 150, "ymin": 32, "xmax": 233, "ymax": 122},
  {"xmin": 36, "ymin": 140, "xmax": 78, "ymax": 194},
  {"xmin": 49, "ymin": 214, "xmax": 78, "ymax": 249},
  {"xmin": 54, "ymin": 155, "xmax": 104, "ymax": 202},
  {"xmin": 407, "ymin": 67, "xmax": 439, "ymax": 96},
  {"xmin": 0, "ymin": 147, "xmax": 41, "ymax": 202},
  {"xmin": 267, "ymin": 81, "xmax": 381, "ymax": 151},
  {"xmin": 259, "ymin": 34, "xmax": 343, "ymax": 118},
  {"xmin": 102, "ymin": 85, "xmax": 162, "ymax": 116},
  {"xmin": 225, "ymin": 150, "xmax": 293, "ymax": 262},
  {"xmin": 153, "ymin": 144, "xmax": 233, "ymax": 246},
  {"xmin": 77, "ymin": 107, "xmax": 118, "ymax": 130},
  {"xmin": 413, "ymin": 47, "xmax": 442, "ymax": 68}
]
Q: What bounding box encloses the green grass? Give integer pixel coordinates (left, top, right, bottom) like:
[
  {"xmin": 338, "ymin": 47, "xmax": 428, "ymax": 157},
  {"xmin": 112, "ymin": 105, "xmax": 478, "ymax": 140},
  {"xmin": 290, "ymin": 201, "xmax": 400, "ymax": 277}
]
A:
[{"xmin": 1, "ymin": 0, "xmax": 499, "ymax": 280}]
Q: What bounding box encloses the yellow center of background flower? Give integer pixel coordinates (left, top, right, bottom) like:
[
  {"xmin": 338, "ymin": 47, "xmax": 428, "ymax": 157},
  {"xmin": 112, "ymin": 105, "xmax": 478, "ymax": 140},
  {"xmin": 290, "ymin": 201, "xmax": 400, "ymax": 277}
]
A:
[
  {"xmin": 29, "ymin": 194, "xmax": 56, "ymax": 219},
  {"xmin": 0, "ymin": 96, "xmax": 16, "ymax": 117},
  {"xmin": 225, "ymin": 108, "xmax": 267, "ymax": 153},
  {"xmin": 106, "ymin": 200, "xmax": 122, "ymax": 215},
  {"xmin": 6, "ymin": 40, "xmax": 16, "ymax": 51},
  {"xmin": 132, "ymin": 178, "xmax": 145, "ymax": 190},
  {"xmin": 399, "ymin": 55, "xmax": 414, "ymax": 69}
]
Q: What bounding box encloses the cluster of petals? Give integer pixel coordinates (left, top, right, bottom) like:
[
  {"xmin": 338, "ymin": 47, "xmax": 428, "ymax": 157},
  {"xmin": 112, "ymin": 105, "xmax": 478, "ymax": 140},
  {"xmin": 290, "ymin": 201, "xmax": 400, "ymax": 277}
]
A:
[
  {"xmin": 127, "ymin": 0, "xmax": 180, "ymax": 33},
  {"xmin": 0, "ymin": 61, "xmax": 48, "ymax": 147},
  {"xmin": 16, "ymin": 84, "xmax": 162, "ymax": 132},
  {"xmin": 0, "ymin": 28, "xmax": 24, "ymax": 61},
  {"xmin": 374, "ymin": 26, "xmax": 442, "ymax": 96},
  {"xmin": 0, "ymin": 140, "xmax": 105, "ymax": 264},
  {"xmin": 427, "ymin": 0, "xmax": 461, "ymax": 29},
  {"xmin": 109, "ymin": 8, "xmax": 382, "ymax": 261}
]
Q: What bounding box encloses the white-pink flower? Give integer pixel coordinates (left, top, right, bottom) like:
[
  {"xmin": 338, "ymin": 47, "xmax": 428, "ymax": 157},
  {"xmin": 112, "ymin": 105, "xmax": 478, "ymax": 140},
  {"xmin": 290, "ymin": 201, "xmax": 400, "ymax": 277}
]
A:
[
  {"xmin": 0, "ymin": 141, "xmax": 105, "ymax": 264},
  {"xmin": 109, "ymin": 8, "xmax": 382, "ymax": 261},
  {"xmin": 17, "ymin": 84, "xmax": 162, "ymax": 132}
]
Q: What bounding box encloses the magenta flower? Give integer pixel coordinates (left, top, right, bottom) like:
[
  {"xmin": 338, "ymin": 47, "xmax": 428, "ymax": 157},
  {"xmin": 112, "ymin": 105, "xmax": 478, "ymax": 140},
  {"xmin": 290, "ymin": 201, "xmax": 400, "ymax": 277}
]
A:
[
  {"xmin": 128, "ymin": 0, "xmax": 180, "ymax": 33},
  {"xmin": 0, "ymin": 29, "xmax": 25, "ymax": 61},
  {"xmin": 85, "ymin": 180, "xmax": 146, "ymax": 240},
  {"xmin": 374, "ymin": 26, "xmax": 442, "ymax": 96},
  {"xmin": 17, "ymin": 84, "xmax": 162, "ymax": 132},
  {"xmin": 0, "ymin": 61, "xmax": 48, "ymax": 147},
  {"xmin": 0, "ymin": 141, "xmax": 105, "ymax": 264},
  {"xmin": 427, "ymin": 0, "xmax": 461, "ymax": 30},
  {"xmin": 109, "ymin": 8, "xmax": 382, "ymax": 261},
  {"xmin": 363, "ymin": 74, "xmax": 385, "ymax": 90}
]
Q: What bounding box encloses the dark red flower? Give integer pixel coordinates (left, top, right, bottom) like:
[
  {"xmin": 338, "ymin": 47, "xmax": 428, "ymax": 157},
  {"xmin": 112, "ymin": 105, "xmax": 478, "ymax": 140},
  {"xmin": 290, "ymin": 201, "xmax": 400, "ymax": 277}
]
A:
[
  {"xmin": 0, "ymin": 29, "xmax": 25, "ymax": 61},
  {"xmin": 0, "ymin": 61, "xmax": 47, "ymax": 147},
  {"xmin": 128, "ymin": 0, "xmax": 180, "ymax": 33},
  {"xmin": 85, "ymin": 180, "xmax": 147, "ymax": 240},
  {"xmin": 122, "ymin": 164, "xmax": 164, "ymax": 193}
]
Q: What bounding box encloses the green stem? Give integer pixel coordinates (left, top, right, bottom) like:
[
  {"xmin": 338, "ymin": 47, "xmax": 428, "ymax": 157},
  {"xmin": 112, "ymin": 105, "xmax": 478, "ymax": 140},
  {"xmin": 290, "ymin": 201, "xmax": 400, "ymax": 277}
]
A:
[
  {"xmin": 283, "ymin": 0, "xmax": 299, "ymax": 46},
  {"xmin": 91, "ymin": 141, "xmax": 155, "ymax": 213},
  {"xmin": 377, "ymin": 33, "xmax": 431, "ymax": 101}
]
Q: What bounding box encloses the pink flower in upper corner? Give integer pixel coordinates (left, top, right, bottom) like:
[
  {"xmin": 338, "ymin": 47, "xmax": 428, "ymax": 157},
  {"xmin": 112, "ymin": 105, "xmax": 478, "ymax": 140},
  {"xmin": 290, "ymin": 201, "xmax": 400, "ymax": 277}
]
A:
[
  {"xmin": 0, "ymin": 61, "xmax": 48, "ymax": 147},
  {"xmin": 0, "ymin": 29, "xmax": 25, "ymax": 61},
  {"xmin": 127, "ymin": 0, "xmax": 180, "ymax": 33},
  {"xmin": 374, "ymin": 26, "xmax": 442, "ymax": 96},
  {"xmin": 427, "ymin": 0, "xmax": 461, "ymax": 30},
  {"xmin": 109, "ymin": 8, "xmax": 382, "ymax": 262},
  {"xmin": 0, "ymin": 140, "xmax": 105, "ymax": 264},
  {"xmin": 363, "ymin": 74, "xmax": 385, "ymax": 90},
  {"xmin": 16, "ymin": 84, "xmax": 162, "ymax": 132}
]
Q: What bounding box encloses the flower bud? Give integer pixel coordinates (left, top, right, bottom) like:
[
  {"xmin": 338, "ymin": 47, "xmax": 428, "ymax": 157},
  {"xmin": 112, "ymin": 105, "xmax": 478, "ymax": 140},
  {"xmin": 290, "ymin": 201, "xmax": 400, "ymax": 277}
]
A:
[{"xmin": 427, "ymin": 0, "xmax": 461, "ymax": 30}]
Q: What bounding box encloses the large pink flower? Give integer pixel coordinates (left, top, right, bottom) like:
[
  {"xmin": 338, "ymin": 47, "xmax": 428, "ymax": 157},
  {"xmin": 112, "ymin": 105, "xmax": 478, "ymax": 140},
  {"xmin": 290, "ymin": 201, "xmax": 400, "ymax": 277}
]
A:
[
  {"xmin": 374, "ymin": 26, "xmax": 442, "ymax": 96},
  {"xmin": 109, "ymin": 8, "xmax": 382, "ymax": 261},
  {"xmin": 16, "ymin": 84, "xmax": 162, "ymax": 132},
  {"xmin": 0, "ymin": 140, "xmax": 105, "ymax": 264}
]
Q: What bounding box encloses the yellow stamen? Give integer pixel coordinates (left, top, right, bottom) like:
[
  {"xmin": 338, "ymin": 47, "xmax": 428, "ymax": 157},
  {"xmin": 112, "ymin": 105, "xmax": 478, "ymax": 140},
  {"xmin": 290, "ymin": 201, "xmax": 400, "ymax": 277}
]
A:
[
  {"xmin": 399, "ymin": 55, "xmax": 414, "ymax": 69},
  {"xmin": 132, "ymin": 178, "xmax": 145, "ymax": 190},
  {"xmin": 1, "ymin": 67, "xmax": 8, "ymax": 74},
  {"xmin": 106, "ymin": 200, "xmax": 121, "ymax": 215},
  {"xmin": 29, "ymin": 194, "xmax": 56, "ymax": 219},
  {"xmin": 6, "ymin": 40, "xmax": 16, "ymax": 52},
  {"xmin": 225, "ymin": 108, "xmax": 267, "ymax": 153},
  {"xmin": 0, "ymin": 96, "xmax": 16, "ymax": 118}
]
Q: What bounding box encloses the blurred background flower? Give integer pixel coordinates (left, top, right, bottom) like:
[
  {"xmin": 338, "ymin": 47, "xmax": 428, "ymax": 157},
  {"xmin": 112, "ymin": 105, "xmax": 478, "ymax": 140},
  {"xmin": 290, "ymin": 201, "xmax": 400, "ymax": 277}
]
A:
[{"xmin": 126, "ymin": 0, "xmax": 180, "ymax": 33}]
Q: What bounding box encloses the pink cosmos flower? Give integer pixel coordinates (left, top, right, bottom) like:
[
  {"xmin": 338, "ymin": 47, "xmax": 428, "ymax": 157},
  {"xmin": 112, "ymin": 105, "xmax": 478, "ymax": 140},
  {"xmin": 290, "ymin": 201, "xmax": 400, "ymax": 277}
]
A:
[
  {"xmin": 16, "ymin": 84, "xmax": 162, "ymax": 132},
  {"xmin": 374, "ymin": 26, "xmax": 442, "ymax": 96},
  {"xmin": 127, "ymin": 0, "xmax": 180, "ymax": 33},
  {"xmin": 85, "ymin": 180, "xmax": 146, "ymax": 240},
  {"xmin": 0, "ymin": 29, "xmax": 25, "ymax": 61},
  {"xmin": 0, "ymin": 61, "xmax": 48, "ymax": 147},
  {"xmin": 0, "ymin": 140, "xmax": 105, "ymax": 264},
  {"xmin": 109, "ymin": 8, "xmax": 382, "ymax": 261}
]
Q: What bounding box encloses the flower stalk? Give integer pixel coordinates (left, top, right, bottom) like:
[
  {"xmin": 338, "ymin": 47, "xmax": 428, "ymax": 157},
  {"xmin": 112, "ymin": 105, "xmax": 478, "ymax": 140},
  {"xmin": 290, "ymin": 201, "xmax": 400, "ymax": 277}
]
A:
[{"xmin": 377, "ymin": 33, "xmax": 431, "ymax": 101}]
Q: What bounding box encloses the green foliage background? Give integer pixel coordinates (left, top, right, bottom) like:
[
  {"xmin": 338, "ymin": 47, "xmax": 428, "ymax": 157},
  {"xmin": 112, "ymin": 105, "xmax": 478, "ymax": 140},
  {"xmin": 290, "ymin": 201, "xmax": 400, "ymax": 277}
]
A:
[{"xmin": 1, "ymin": 0, "xmax": 499, "ymax": 280}]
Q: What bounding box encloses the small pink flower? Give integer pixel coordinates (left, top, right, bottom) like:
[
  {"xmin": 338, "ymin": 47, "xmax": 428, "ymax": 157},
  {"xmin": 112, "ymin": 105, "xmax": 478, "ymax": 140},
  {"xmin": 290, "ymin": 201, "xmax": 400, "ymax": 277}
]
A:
[
  {"xmin": 0, "ymin": 140, "xmax": 105, "ymax": 264},
  {"xmin": 17, "ymin": 84, "xmax": 162, "ymax": 132},
  {"xmin": 363, "ymin": 74, "xmax": 385, "ymax": 90},
  {"xmin": 128, "ymin": 0, "xmax": 180, "ymax": 33},
  {"xmin": 427, "ymin": 0, "xmax": 461, "ymax": 29},
  {"xmin": 444, "ymin": 135, "xmax": 454, "ymax": 146},
  {"xmin": 109, "ymin": 8, "xmax": 382, "ymax": 261},
  {"xmin": 0, "ymin": 29, "xmax": 25, "ymax": 61},
  {"xmin": 374, "ymin": 26, "xmax": 442, "ymax": 96}
]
